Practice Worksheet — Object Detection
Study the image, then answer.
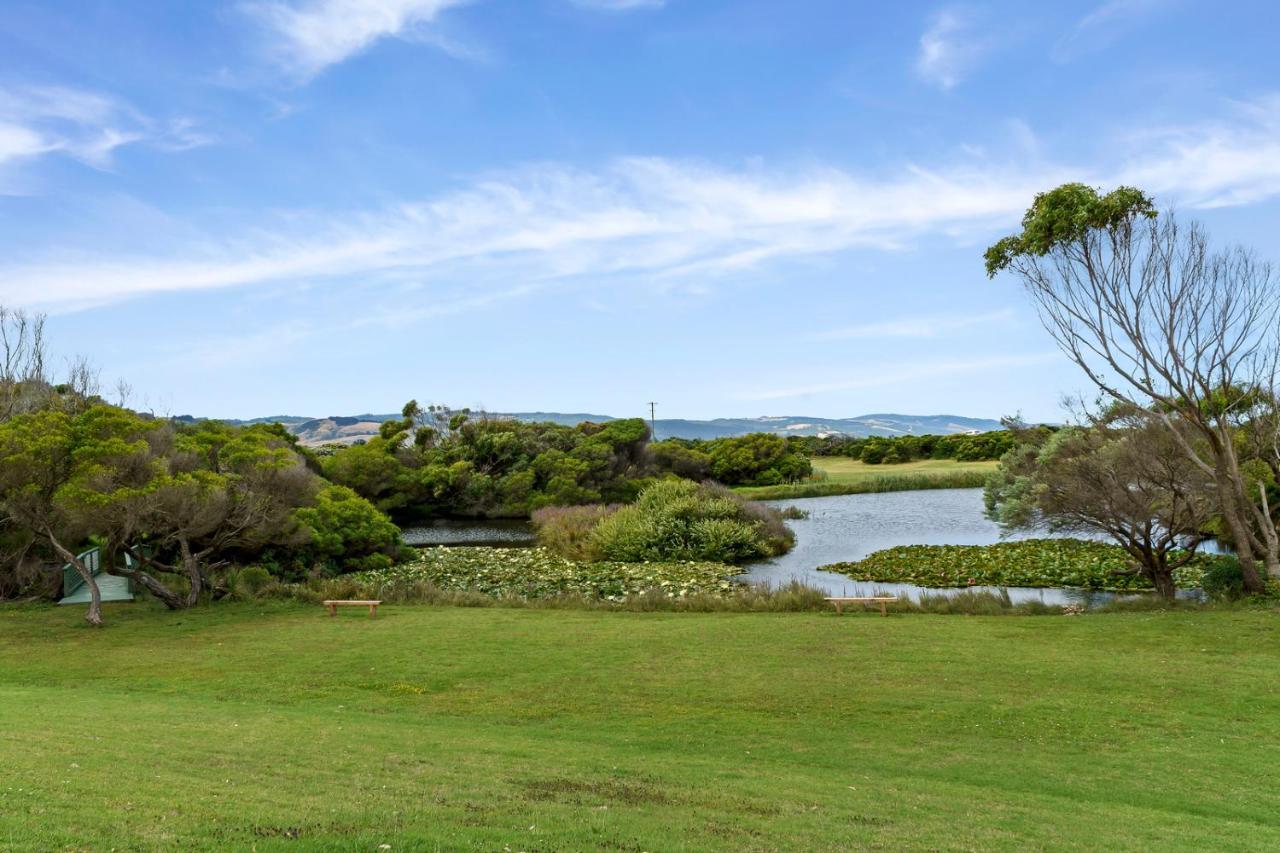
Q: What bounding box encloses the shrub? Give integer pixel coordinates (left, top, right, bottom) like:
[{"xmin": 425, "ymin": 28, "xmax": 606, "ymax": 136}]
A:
[
  {"xmin": 531, "ymin": 504, "xmax": 621, "ymax": 561},
  {"xmin": 293, "ymin": 483, "xmax": 402, "ymax": 573},
  {"xmin": 234, "ymin": 566, "xmax": 273, "ymax": 598},
  {"xmin": 1199, "ymin": 554, "xmax": 1247, "ymax": 600},
  {"xmin": 588, "ymin": 480, "xmax": 792, "ymax": 563}
]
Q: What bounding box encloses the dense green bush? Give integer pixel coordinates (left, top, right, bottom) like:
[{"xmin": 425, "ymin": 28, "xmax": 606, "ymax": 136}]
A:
[
  {"xmin": 292, "ymin": 483, "xmax": 402, "ymax": 573},
  {"xmin": 321, "ymin": 408, "xmax": 655, "ymax": 520},
  {"xmin": 233, "ymin": 566, "xmax": 273, "ymax": 598},
  {"xmin": 581, "ymin": 480, "xmax": 793, "ymax": 564},
  {"xmin": 1200, "ymin": 556, "xmax": 1248, "ymax": 600},
  {"xmin": 650, "ymin": 434, "xmax": 811, "ymax": 486}
]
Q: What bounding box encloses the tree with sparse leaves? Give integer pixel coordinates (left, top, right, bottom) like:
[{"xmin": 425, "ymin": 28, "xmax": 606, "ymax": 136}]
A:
[{"xmin": 987, "ymin": 184, "xmax": 1280, "ymax": 593}]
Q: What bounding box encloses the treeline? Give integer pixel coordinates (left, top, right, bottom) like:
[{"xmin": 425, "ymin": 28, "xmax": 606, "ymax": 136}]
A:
[
  {"xmin": 0, "ymin": 399, "xmax": 400, "ymax": 624},
  {"xmin": 793, "ymin": 431, "xmax": 1017, "ymax": 464},
  {"xmin": 318, "ymin": 402, "xmax": 815, "ymax": 519},
  {"xmin": 649, "ymin": 434, "xmax": 812, "ymax": 487}
]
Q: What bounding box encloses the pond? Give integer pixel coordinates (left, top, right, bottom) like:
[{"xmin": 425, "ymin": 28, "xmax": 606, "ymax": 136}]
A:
[
  {"xmin": 401, "ymin": 489, "xmax": 1202, "ymax": 605},
  {"xmin": 742, "ymin": 488, "xmax": 1199, "ymax": 606},
  {"xmin": 400, "ymin": 518, "xmax": 535, "ymax": 547}
]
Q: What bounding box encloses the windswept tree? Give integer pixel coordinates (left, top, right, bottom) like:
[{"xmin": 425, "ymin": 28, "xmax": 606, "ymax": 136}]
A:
[
  {"xmin": 85, "ymin": 419, "xmax": 354, "ymax": 609},
  {"xmin": 0, "ymin": 408, "xmax": 135, "ymax": 625},
  {"xmin": 986, "ymin": 410, "xmax": 1215, "ymax": 598},
  {"xmin": 986, "ymin": 184, "xmax": 1280, "ymax": 593}
]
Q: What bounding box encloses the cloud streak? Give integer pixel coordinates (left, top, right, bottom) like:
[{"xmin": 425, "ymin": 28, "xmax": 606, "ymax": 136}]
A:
[
  {"xmin": 4, "ymin": 94, "xmax": 1280, "ymax": 311},
  {"xmin": 244, "ymin": 0, "xmax": 474, "ymax": 79},
  {"xmin": 1053, "ymin": 0, "xmax": 1168, "ymax": 62},
  {"xmin": 915, "ymin": 9, "xmax": 986, "ymax": 90},
  {"xmin": 0, "ymin": 84, "xmax": 206, "ymax": 178}
]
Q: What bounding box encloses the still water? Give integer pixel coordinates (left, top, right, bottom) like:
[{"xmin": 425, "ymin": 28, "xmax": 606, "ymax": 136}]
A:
[
  {"xmin": 402, "ymin": 489, "xmax": 1194, "ymax": 605},
  {"xmin": 742, "ymin": 488, "xmax": 1173, "ymax": 606},
  {"xmin": 401, "ymin": 518, "xmax": 535, "ymax": 547}
]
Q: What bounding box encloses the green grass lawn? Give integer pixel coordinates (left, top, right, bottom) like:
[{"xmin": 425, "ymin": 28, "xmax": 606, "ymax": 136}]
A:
[
  {"xmin": 737, "ymin": 458, "xmax": 999, "ymax": 500},
  {"xmin": 3, "ymin": 602, "xmax": 1279, "ymax": 851},
  {"xmin": 812, "ymin": 457, "xmax": 1000, "ymax": 483}
]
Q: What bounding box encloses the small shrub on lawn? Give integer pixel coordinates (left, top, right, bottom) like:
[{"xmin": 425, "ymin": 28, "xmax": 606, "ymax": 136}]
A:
[
  {"xmin": 233, "ymin": 566, "xmax": 273, "ymax": 599},
  {"xmin": 1200, "ymin": 556, "xmax": 1247, "ymax": 600}
]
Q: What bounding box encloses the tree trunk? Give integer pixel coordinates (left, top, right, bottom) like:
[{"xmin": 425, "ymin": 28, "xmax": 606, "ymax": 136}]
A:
[
  {"xmin": 1151, "ymin": 569, "xmax": 1177, "ymax": 601},
  {"xmin": 180, "ymin": 539, "xmax": 202, "ymax": 608},
  {"xmin": 44, "ymin": 532, "xmax": 102, "ymax": 627},
  {"xmin": 112, "ymin": 544, "xmax": 190, "ymax": 610},
  {"xmin": 1215, "ymin": 473, "xmax": 1265, "ymax": 594}
]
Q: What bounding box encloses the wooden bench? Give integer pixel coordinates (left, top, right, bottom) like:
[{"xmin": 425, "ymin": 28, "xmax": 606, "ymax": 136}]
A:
[
  {"xmin": 825, "ymin": 596, "xmax": 898, "ymax": 616},
  {"xmin": 323, "ymin": 599, "xmax": 382, "ymax": 618}
]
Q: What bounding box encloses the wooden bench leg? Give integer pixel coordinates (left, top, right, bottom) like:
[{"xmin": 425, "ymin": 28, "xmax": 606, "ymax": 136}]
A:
[
  {"xmin": 835, "ymin": 602, "xmax": 843, "ymax": 615},
  {"xmin": 879, "ymin": 601, "xmax": 887, "ymax": 617},
  {"xmin": 327, "ymin": 604, "xmax": 336, "ymax": 617},
  {"xmin": 369, "ymin": 604, "xmax": 377, "ymax": 619}
]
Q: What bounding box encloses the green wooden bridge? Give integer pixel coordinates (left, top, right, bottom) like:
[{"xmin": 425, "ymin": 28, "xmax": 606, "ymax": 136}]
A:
[{"xmin": 58, "ymin": 547, "xmax": 136, "ymax": 606}]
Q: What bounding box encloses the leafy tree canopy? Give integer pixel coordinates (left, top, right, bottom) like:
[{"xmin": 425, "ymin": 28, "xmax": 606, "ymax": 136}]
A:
[{"xmin": 983, "ymin": 183, "xmax": 1157, "ymax": 277}]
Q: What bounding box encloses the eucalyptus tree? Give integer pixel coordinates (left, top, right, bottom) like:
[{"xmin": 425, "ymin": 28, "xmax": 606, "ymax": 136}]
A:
[
  {"xmin": 986, "ymin": 184, "xmax": 1280, "ymax": 593},
  {"xmin": 986, "ymin": 410, "xmax": 1214, "ymax": 598}
]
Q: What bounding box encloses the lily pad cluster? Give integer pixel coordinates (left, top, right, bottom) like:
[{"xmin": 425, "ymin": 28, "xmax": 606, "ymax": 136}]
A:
[
  {"xmin": 349, "ymin": 546, "xmax": 738, "ymax": 600},
  {"xmin": 822, "ymin": 538, "xmax": 1226, "ymax": 591}
]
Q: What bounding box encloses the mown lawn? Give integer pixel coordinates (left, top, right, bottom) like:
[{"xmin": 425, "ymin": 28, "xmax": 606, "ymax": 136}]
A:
[
  {"xmin": 812, "ymin": 457, "xmax": 1000, "ymax": 483},
  {"xmin": 737, "ymin": 458, "xmax": 999, "ymax": 500},
  {"xmin": 2, "ymin": 602, "xmax": 1279, "ymax": 851}
]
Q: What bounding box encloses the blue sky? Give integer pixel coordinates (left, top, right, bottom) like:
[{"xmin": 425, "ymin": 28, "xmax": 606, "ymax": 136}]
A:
[{"xmin": 2, "ymin": 0, "xmax": 1279, "ymax": 422}]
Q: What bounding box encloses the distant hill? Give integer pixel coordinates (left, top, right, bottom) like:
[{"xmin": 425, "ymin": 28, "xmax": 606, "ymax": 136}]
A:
[{"xmin": 183, "ymin": 411, "xmax": 1004, "ymax": 446}]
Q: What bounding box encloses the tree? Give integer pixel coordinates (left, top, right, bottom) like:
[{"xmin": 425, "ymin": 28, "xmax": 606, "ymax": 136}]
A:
[
  {"xmin": 986, "ymin": 184, "xmax": 1280, "ymax": 593},
  {"xmin": 0, "ymin": 409, "xmax": 127, "ymax": 625},
  {"xmin": 101, "ymin": 421, "xmax": 322, "ymax": 606},
  {"xmin": 986, "ymin": 410, "xmax": 1214, "ymax": 598}
]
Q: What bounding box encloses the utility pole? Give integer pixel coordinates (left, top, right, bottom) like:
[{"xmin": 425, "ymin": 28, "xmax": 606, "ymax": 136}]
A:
[{"xmin": 647, "ymin": 401, "xmax": 658, "ymax": 441}]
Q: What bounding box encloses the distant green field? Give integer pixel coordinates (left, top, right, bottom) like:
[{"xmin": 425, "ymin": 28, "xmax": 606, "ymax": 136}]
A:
[
  {"xmin": 2, "ymin": 602, "xmax": 1279, "ymax": 850},
  {"xmin": 737, "ymin": 457, "xmax": 999, "ymax": 500}
]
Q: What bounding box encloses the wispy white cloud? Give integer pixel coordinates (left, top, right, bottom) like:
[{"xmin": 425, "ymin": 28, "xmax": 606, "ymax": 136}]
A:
[
  {"xmin": 0, "ymin": 156, "xmax": 1065, "ymax": 309},
  {"xmin": 1053, "ymin": 0, "xmax": 1169, "ymax": 62},
  {"xmin": 1118, "ymin": 95, "xmax": 1280, "ymax": 207},
  {"xmin": 915, "ymin": 9, "xmax": 986, "ymax": 90},
  {"xmin": 0, "ymin": 84, "xmax": 208, "ymax": 179},
  {"xmin": 737, "ymin": 353, "xmax": 1063, "ymax": 401},
  {"xmin": 5, "ymin": 93, "xmax": 1280, "ymax": 312},
  {"xmin": 813, "ymin": 309, "xmax": 1016, "ymax": 341},
  {"xmin": 244, "ymin": 0, "xmax": 474, "ymax": 79}
]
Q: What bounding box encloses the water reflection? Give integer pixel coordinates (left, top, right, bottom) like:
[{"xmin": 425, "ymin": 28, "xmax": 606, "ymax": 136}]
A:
[
  {"xmin": 741, "ymin": 488, "xmax": 1197, "ymax": 605},
  {"xmin": 401, "ymin": 518, "xmax": 535, "ymax": 547}
]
